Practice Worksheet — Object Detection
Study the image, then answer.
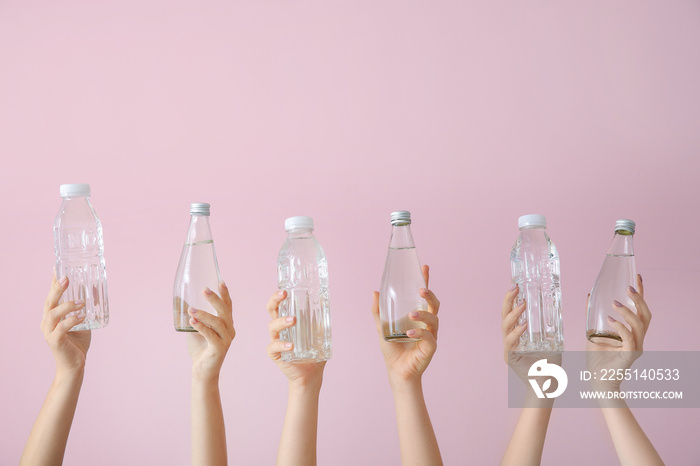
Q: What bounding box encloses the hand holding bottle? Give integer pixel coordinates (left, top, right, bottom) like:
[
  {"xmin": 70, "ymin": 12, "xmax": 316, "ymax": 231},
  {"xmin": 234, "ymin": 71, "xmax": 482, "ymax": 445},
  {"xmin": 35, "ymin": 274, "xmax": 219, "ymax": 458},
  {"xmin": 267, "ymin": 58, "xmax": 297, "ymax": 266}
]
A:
[
  {"xmin": 187, "ymin": 282, "xmax": 235, "ymax": 383},
  {"xmin": 586, "ymin": 274, "xmax": 651, "ymax": 392},
  {"xmin": 372, "ymin": 265, "xmax": 440, "ymax": 383},
  {"xmin": 266, "ymin": 290, "xmax": 326, "ymax": 388}
]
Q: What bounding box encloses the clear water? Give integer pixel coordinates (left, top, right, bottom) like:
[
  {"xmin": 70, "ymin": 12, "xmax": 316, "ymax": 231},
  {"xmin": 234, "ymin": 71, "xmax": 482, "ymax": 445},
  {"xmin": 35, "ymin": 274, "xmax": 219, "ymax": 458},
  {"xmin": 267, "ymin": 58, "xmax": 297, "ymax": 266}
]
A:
[
  {"xmin": 173, "ymin": 240, "xmax": 221, "ymax": 331},
  {"xmin": 277, "ymin": 230, "xmax": 332, "ymax": 363},
  {"xmin": 379, "ymin": 247, "xmax": 428, "ymax": 342},
  {"xmin": 54, "ymin": 197, "xmax": 109, "ymax": 331},
  {"xmin": 510, "ymin": 227, "xmax": 563, "ymax": 352}
]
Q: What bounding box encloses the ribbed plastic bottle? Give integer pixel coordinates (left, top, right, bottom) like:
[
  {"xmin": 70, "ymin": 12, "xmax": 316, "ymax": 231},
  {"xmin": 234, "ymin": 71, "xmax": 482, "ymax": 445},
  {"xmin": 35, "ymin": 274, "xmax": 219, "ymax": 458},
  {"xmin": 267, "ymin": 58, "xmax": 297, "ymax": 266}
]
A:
[
  {"xmin": 379, "ymin": 210, "xmax": 428, "ymax": 342},
  {"xmin": 510, "ymin": 214, "xmax": 563, "ymax": 352},
  {"xmin": 53, "ymin": 183, "xmax": 109, "ymax": 331},
  {"xmin": 277, "ymin": 216, "xmax": 332, "ymax": 363},
  {"xmin": 173, "ymin": 203, "xmax": 222, "ymax": 332},
  {"xmin": 586, "ymin": 219, "xmax": 637, "ymax": 347}
]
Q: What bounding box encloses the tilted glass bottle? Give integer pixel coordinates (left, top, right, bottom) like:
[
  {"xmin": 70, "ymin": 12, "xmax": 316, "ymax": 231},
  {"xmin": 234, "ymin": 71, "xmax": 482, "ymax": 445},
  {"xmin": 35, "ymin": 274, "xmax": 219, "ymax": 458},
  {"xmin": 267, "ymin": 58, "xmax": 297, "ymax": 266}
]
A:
[
  {"xmin": 510, "ymin": 214, "xmax": 563, "ymax": 352},
  {"xmin": 586, "ymin": 219, "xmax": 637, "ymax": 347},
  {"xmin": 379, "ymin": 211, "xmax": 428, "ymax": 342},
  {"xmin": 277, "ymin": 216, "xmax": 332, "ymax": 362},
  {"xmin": 54, "ymin": 183, "xmax": 109, "ymax": 331},
  {"xmin": 173, "ymin": 203, "xmax": 222, "ymax": 332}
]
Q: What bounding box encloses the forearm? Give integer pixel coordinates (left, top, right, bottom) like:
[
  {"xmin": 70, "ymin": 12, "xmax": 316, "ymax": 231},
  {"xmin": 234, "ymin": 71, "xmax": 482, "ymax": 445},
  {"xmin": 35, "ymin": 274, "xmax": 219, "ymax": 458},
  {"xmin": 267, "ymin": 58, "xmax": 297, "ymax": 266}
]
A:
[
  {"xmin": 599, "ymin": 399, "xmax": 664, "ymax": 466},
  {"xmin": 20, "ymin": 369, "xmax": 84, "ymax": 466},
  {"xmin": 501, "ymin": 392, "xmax": 554, "ymax": 466},
  {"xmin": 390, "ymin": 377, "xmax": 443, "ymax": 466},
  {"xmin": 191, "ymin": 376, "xmax": 227, "ymax": 466},
  {"xmin": 277, "ymin": 380, "xmax": 322, "ymax": 466}
]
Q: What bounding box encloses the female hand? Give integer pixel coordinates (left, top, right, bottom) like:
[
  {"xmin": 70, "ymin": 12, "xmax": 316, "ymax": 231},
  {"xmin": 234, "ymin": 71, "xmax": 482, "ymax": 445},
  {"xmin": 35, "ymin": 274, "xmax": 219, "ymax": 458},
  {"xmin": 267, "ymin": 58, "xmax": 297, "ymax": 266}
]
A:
[
  {"xmin": 187, "ymin": 282, "xmax": 235, "ymax": 383},
  {"xmin": 587, "ymin": 274, "xmax": 651, "ymax": 391},
  {"xmin": 266, "ymin": 291, "xmax": 326, "ymax": 388},
  {"xmin": 371, "ymin": 265, "xmax": 440, "ymax": 383},
  {"xmin": 42, "ymin": 275, "xmax": 91, "ymax": 375}
]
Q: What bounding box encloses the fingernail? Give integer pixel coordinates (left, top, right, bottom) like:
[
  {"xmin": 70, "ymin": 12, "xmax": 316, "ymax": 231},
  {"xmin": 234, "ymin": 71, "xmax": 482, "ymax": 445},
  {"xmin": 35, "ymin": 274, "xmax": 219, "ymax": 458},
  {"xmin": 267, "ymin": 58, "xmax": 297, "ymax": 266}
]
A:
[
  {"xmin": 409, "ymin": 311, "xmax": 419, "ymax": 318},
  {"xmin": 203, "ymin": 288, "xmax": 212, "ymax": 295},
  {"xmin": 190, "ymin": 317, "xmax": 198, "ymax": 325},
  {"xmin": 277, "ymin": 290, "xmax": 285, "ymax": 297},
  {"xmin": 628, "ymin": 286, "xmax": 637, "ymax": 294},
  {"xmin": 638, "ymin": 274, "xmax": 643, "ymax": 283},
  {"xmin": 284, "ymin": 342, "xmax": 292, "ymax": 349},
  {"xmin": 419, "ymin": 288, "xmax": 427, "ymax": 294},
  {"xmin": 220, "ymin": 281, "xmax": 227, "ymax": 289},
  {"xmin": 406, "ymin": 329, "xmax": 416, "ymax": 336},
  {"xmin": 520, "ymin": 321, "xmax": 528, "ymax": 328},
  {"xmin": 74, "ymin": 299, "xmax": 85, "ymax": 306},
  {"xmin": 509, "ymin": 284, "xmax": 517, "ymax": 291},
  {"xmin": 607, "ymin": 316, "xmax": 616, "ymax": 323},
  {"xmin": 286, "ymin": 316, "xmax": 294, "ymax": 323},
  {"xmin": 59, "ymin": 276, "xmax": 68, "ymax": 286},
  {"xmin": 188, "ymin": 308, "xmax": 197, "ymax": 315},
  {"xmin": 613, "ymin": 300, "xmax": 623, "ymax": 307}
]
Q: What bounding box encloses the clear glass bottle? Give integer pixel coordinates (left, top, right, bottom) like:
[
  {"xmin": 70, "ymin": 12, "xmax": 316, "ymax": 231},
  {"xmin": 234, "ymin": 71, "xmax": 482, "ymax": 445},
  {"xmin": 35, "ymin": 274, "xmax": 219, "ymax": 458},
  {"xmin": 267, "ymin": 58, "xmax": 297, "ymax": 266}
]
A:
[
  {"xmin": 54, "ymin": 183, "xmax": 109, "ymax": 331},
  {"xmin": 510, "ymin": 214, "xmax": 563, "ymax": 352},
  {"xmin": 173, "ymin": 203, "xmax": 222, "ymax": 332},
  {"xmin": 379, "ymin": 211, "xmax": 428, "ymax": 342},
  {"xmin": 277, "ymin": 216, "xmax": 332, "ymax": 363},
  {"xmin": 586, "ymin": 219, "xmax": 637, "ymax": 347}
]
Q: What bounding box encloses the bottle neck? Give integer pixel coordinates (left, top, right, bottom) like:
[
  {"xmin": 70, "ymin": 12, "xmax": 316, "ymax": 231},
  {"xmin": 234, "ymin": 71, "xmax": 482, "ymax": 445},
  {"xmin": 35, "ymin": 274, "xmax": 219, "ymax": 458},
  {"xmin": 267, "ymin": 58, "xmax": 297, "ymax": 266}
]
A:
[
  {"xmin": 519, "ymin": 225, "xmax": 546, "ymax": 236},
  {"xmin": 607, "ymin": 231, "xmax": 634, "ymax": 256},
  {"xmin": 287, "ymin": 227, "xmax": 314, "ymax": 239},
  {"xmin": 185, "ymin": 215, "xmax": 214, "ymax": 245},
  {"xmin": 389, "ymin": 224, "xmax": 416, "ymax": 248}
]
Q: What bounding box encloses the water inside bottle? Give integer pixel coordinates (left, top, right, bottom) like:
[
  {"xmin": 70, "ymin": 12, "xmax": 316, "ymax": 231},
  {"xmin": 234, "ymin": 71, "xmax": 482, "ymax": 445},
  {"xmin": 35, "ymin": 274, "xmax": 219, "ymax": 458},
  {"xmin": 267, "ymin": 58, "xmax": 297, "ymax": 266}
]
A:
[{"xmin": 173, "ymin": 239, "xmax": 221, "ymax": 332}]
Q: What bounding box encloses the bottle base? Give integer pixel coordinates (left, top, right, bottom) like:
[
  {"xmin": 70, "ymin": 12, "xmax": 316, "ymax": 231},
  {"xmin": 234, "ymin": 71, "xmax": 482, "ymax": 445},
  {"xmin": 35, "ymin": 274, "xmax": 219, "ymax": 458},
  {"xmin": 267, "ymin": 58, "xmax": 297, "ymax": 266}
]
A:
[
  {"xmin": 281, "ymin": 349, "xmax": 331, "ymax": 363},
  {"xmin": 69, "ymin": 320, "xmax": 107, "ymax": 332},
  {"xmin": 175, "ymin": 327, "xmax": 198, "ymax": 332},
  {"xmin": 384, "ymin": 333, "xmax": 420, "ymax": 343},
  {"xmin": 587, "ymin": 331, "xmax": 623, "ymax": 347}
]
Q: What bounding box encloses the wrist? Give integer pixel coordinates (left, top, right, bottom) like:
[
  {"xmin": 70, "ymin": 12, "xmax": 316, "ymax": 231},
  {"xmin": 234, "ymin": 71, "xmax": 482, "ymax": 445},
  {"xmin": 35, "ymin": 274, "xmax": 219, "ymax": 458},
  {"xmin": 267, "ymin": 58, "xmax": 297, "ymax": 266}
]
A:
[
  {"xmin": 389, "ymin": 375, "xmax": 423, "ymax": 394},
  {"xmin": 288, "ymin": 375, "xmax": 323, "ymax": 394},
  {"xmin": 55, "ymin": 366, "xmax": 85, "ymax": 384}
]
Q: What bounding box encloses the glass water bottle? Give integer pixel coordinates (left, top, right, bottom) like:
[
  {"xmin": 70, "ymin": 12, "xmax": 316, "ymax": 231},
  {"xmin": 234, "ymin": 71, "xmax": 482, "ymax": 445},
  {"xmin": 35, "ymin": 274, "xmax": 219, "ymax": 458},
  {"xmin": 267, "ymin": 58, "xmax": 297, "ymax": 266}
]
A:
[{"xmin": 173, "ymin": 203, "xmax": 222, "ymax": 332}]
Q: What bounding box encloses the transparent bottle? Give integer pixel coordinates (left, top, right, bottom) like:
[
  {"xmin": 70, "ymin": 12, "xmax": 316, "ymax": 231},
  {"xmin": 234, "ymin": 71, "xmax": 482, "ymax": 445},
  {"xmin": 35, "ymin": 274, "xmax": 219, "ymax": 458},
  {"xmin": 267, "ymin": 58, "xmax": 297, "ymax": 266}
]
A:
[
  {"xmin": 277, "ymin": 216, "xmax": 332, "ymax": 363},
  {"xmin": 510, "ymin": 214, "xmax": 563, "ymax": 352},
  {"xmin": 586, "ymin": 219, "xmax": 637, "ymax": 347},
  {"xmin": 173, "ymin": 203, "xmax": 222, "ymax": 332},
  {"xmin": 53, "ymin": 183, "xmax": 109, "ymax": 331},
  {"xmin": 379, "ymin": 211, "xmax": 428, "ymax": 342}
]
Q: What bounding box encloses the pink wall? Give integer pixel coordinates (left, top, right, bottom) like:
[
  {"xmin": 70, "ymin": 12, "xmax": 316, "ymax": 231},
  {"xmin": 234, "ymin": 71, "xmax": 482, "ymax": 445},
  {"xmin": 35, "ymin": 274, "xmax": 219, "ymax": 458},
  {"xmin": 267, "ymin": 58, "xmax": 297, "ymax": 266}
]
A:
[{"xmin": 1, "ymin": 1, "xmax": 699, "ymax": 464}]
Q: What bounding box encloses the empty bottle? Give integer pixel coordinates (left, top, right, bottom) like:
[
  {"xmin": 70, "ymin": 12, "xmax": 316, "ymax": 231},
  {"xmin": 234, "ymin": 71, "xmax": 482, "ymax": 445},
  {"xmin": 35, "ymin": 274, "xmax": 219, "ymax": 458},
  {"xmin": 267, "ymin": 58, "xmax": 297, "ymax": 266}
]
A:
[
  {"xmin": 173, "ymin": 203, "xmax": 222, "ymax": 332},
  {"xmin": 586, "ymin": 219, "xmax": 637, "ymax": 347},
  {"xmin": 54, "ymin": 183, "xmax": 109, "ymax": 331},
  {"xmin": 277, "ymin": 216, "xmax": 332, "ymax": 363},
  {"xmin": 510, "ymin": 214, "xmax": 563, "ymax": 352},
  {"xmin": 379, "ymin": 211, "xmax": 428, "ymax": 342}
]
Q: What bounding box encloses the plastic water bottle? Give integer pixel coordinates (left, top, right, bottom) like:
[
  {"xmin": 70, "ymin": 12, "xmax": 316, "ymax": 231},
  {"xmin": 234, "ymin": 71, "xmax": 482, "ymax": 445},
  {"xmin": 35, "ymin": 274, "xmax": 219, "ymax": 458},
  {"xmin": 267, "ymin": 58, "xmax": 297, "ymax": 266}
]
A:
[
  {"xmin": 53, "ymin": 183, "xmax": 109, "ymax": 331},
  {"xmin": 277, "ymin": 216, "xmax": 332, "ymax": 363},
  {"xmin": 173, "ymin": 203, "xmax": 222, "ymax": 332},
  {"xmin": 586, "ymin": 219, "xmax": 637, "ymax": 347},
  {"xmin": 379, "ymin": 211, "xmax": 428, "ymax": 342},
  {"xmin": 510, "ymin": 214, "xmax": 563, "ymax": 352}
]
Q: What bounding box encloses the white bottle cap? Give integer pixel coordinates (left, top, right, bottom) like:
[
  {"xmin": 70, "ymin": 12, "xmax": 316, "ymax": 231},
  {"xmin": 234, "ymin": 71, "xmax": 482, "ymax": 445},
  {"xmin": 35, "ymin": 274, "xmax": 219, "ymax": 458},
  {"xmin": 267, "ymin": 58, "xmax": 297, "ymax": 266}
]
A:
[
  {"xmin": 285, "ymin": 216, "xmax": 314, "ymax": 231},
  {"xmin": 518, "ymin": 214, "xmax": 546, "ymax": 228},
  {"xmin": 615, "ymin": 218, "xmax": 635, "ymax": 234},
  {"xmin": 60, "ymin": 184, "xmax": 91, "ymax": 198},
  {"xmin": 190, "ymin": 203, "xmax": 211, "ymax": 216},
  {"xmin": 390, "ymin": 210, "xmax": 412, "ymax": 226}
]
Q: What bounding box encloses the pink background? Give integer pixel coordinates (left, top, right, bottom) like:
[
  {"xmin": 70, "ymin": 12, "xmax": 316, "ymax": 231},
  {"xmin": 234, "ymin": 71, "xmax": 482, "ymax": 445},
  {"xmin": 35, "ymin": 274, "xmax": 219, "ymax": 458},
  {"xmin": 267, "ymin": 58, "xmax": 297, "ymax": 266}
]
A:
[{"xmin": 1, "ymin": 1, "xmax": 699, "ymax": 464}]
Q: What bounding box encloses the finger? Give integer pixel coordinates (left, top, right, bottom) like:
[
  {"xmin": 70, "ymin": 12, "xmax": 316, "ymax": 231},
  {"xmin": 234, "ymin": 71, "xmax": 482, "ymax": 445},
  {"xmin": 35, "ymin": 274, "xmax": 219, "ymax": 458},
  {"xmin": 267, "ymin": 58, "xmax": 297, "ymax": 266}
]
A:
[
  {"xmin": 502, "ymin": 301, "xmax": 526, "ymax": 337},
  {"xmin": 504, "ymin": 321, "xmax": 527, "ymax": 353},
  {"xmin": 45, "ymin": 300, "xmax": 85, "ymax": 333},
  {"xmin": 613, "ymin": 301, "xmax": 645, "ymax": 350},
  {"xmin": 422, "ymin": 264, "xmax": 430, "ymax": 289},
  {"xmin": 636, "ymin": 274, "xmax": 644, "ymax": 298},
  {"xmin": 501, "ymin": 284, "xmax": 519, "ymax": 319},
  {"xmin": 189, "ymin": 316, "xmax": 219, "ymax": 343},
  {"xmin": 627, "ymin": 284, "xmax": 651, "ymax": 329},
  {"xmin": 267, "ymin": 340, "xmax": 293, "ymax": 361},
  {"xmin": 419, "ymin": 288, "xmax": 440, "ymax": 315},
  {"xmin": 607, "ymin": 316, "xmax": 636, "ymax": 351},
  {"xmin": 188, "ymin": 307, "xmax": 227, "ymax": 340},
  {"xmin": 266, "ymin": 290, "xmax": 286, "ymax": 319},
  {"xmin": 409, "ymin": 310, "xmax": 439, "ymax": 339},
  {"xmin": 218, "ymin": 281, "xmax": 233, "ymax": 318},
  {"xmin": 269, "ymin": 316, "xmax": 295, "ymax": 341},
  {"xmin": 405, "ymin": 328, "xmax": 436, "ymax": 354},
  {"xmin": 44, "ymin": 275, "xmax": 69, "ymax": 314},
  {"xmin": 55, "ymin": 313, "xmax": 86, "ymax": 334},
  {"xmin": 202, "ymin": 287, "xmax": 231, "ymax": 324},
  {"xmin": 371, "ymin": 291, "xmax": 381, "ymax": 332}
]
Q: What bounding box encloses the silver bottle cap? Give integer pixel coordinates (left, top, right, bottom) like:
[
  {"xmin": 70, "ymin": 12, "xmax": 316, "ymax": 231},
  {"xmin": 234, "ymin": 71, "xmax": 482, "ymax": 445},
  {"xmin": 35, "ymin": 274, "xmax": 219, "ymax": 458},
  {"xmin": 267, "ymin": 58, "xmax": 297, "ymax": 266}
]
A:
[
  {"xmin": 390, "ymin": 210, "xmax": 411, "ymax": 226},
  {"xmin": 518, "ymin": 214, "xmax": 546, "ymax": 228},
  {"xmin": 60, "ymin": 183, "xmax": 90, "ymax": 198},
  {"xmin": 615, "ymin": 218, "xmax": 635, "ymax": 234},
  {"xmin": 190, "ymin": 203, "xmax": 211, "ymax": 216},
  {"xmin": 285, "ymin": 216, "xmax": 314, "ymax": 231}
]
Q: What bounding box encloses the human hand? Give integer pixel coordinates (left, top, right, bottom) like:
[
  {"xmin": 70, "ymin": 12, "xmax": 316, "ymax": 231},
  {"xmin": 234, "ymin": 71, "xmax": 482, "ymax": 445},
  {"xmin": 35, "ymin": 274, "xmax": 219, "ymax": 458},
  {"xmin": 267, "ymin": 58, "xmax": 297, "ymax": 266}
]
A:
[
  {"xmin": 586, "ymin": 275, "xmax": 650, "ymax": 391},
  {"xmin": 42, "ymin": 275, "xmax": 91, "ymax": 376},
  {"xmin": 187, "ymin": 282, "xmax": 235, "ymax": 383},
  {"xmin": 266, "ymin": 290, "xmax": 326, "ymax": 389},
  {"xmin": 372, "ymin": 265, "xmax": 440, "ymax": 384}
]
